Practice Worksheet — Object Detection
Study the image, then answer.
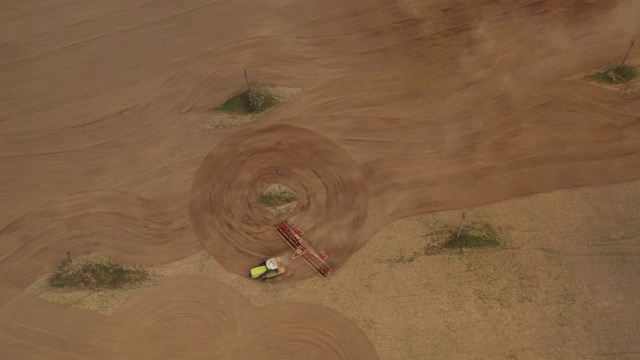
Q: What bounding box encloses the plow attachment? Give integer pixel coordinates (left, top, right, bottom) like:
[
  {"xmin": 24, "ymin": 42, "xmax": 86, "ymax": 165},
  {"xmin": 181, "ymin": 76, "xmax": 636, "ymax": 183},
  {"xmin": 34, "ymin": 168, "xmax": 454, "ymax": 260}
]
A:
[{"xmin": 275, "ymin": 221, "xmax": 332, "ymax": 277}]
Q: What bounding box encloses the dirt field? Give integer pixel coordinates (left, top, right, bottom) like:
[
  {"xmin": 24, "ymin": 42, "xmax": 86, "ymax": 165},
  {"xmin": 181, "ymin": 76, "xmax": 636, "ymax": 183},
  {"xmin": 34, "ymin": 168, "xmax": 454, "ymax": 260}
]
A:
[{"xmin": 1, "ymin": 1, "xmax": 639, "ymax": 359}]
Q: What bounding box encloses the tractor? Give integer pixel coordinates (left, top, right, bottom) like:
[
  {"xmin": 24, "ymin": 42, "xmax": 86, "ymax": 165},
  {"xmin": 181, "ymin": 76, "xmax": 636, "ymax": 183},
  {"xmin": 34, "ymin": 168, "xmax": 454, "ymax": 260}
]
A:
[
  {"xmin": 249, "ymin": 257, "xmax": 286, "ymax": 281},
  {"xmin": 249, "ymin": 222, "xmax": 332, "ymax": 281}
]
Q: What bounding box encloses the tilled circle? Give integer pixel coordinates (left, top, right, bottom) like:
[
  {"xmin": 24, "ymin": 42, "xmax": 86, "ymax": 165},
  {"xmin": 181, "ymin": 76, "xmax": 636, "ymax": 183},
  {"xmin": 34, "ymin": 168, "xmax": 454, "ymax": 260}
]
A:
[{"xmin": 189, "ymin": 124, "xmax": 368, "ymax": 279}]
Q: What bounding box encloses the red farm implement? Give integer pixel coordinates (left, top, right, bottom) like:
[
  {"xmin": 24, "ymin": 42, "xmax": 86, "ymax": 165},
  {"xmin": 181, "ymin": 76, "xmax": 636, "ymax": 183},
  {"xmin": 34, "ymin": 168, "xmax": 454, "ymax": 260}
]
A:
[{"xmin": 275, "ymin": 221, "xmax": 332, "ymax": 277}]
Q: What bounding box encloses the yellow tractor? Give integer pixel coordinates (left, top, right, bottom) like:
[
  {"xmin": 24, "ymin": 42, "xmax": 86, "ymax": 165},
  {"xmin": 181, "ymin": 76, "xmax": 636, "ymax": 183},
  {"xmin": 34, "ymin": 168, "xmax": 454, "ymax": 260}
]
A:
[{"xmin": 249, "ymin": 257, "xmax": 286, "ymax": 281}]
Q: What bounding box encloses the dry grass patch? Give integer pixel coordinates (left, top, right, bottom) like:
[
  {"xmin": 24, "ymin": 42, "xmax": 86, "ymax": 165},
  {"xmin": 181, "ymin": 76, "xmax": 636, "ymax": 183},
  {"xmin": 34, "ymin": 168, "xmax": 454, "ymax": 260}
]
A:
[
  {"xmin": 257, "ymin": 183, "xmax": 298, "ymax": 218},
  {"xmin": 48, "ymin": 255, "xmax": 148, "ymax": 289},
  {"xmin": 27, "ymin": 254, "xmax": 156, "ymax": 315}
]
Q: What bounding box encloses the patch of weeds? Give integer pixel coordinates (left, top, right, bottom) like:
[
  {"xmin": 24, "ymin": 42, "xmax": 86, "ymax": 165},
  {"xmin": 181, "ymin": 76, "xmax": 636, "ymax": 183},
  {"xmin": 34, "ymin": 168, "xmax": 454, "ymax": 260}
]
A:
[
  {"xmin": 586, "ymin": 65, "xmax": 638, "ymax": 84},
  {"xmin": 442, "ymin": 221, "xmax": 502, "ymax": 249},
  {"xmin": 214, "ymin": 87, "xmax": 277, "ymax": 114},
  {"xmin": 48, "ymin": 258, "xmax": 148, "ymax": 290},
  {"xmin": 257, "ymin": 190, "xmax": 297, "ymax": 208}
]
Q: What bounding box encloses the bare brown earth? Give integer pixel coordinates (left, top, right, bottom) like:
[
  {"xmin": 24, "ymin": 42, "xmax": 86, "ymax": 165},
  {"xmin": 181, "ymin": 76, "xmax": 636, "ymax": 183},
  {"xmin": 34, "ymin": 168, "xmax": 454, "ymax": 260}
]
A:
[{"xmin": 1, "ymin": 0, "xmax": 640, "ymax": 359}]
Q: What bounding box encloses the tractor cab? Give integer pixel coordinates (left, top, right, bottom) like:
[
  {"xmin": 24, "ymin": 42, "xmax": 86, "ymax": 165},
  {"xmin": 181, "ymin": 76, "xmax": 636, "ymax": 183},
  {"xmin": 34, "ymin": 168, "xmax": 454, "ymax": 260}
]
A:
[{"xmin": 250, "ymin": 257, "xmax": 286, "ymax": 280}]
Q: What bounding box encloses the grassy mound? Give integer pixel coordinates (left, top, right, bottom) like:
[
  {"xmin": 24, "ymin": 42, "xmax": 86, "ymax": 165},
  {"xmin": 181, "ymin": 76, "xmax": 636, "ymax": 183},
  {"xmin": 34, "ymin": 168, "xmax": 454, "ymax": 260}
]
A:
[
  {"xmin": 586, "ymin": 65, "xmax": 638, "ymax": 84},
  {"xmin": 257, "ymin": 190, "xmax": 297, "ymax": 207},
  {"xmin": 48, "ymin": 257, "xmax": 148, "ymax": 289},
  {"xmin": 215, "ymin": 88, "xmax": 277, "ymax": 114}
]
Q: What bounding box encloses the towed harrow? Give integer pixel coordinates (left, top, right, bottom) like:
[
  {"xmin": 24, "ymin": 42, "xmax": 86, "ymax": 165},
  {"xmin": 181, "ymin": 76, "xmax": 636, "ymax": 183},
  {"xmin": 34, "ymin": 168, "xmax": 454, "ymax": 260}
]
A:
[{"xmin": 275, "ymin": 221, "xmax": 332, "ymax": 277}]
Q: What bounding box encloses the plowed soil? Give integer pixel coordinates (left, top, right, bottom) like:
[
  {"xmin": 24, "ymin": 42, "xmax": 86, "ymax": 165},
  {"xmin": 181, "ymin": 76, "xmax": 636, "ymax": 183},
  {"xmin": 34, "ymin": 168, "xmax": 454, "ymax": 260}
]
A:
[{"xmin": 1, "ymin": 0, "xmax": 640, "ymax": 359}]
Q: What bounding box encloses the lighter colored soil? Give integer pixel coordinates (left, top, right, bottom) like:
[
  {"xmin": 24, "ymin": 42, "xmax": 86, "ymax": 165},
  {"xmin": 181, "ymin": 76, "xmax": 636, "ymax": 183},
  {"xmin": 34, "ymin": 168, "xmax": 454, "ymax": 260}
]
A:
[
  {"xmin": 200, "ymin": 112, "xmax": 260, "ymax": 130},
  {"xmin": 24, "ymin": 180, "xmax": 640, "ymax": 359},
  {"xmin": 2, "ymin": 1, "xmax": 640, "ymax": 359}
]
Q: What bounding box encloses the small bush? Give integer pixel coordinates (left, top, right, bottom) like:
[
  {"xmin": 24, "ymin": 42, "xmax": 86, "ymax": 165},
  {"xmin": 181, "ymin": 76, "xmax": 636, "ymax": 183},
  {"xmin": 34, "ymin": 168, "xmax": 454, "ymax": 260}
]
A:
[{"xmin": 48, "ymin": 258, "xmax": 148, "ymax": 289}]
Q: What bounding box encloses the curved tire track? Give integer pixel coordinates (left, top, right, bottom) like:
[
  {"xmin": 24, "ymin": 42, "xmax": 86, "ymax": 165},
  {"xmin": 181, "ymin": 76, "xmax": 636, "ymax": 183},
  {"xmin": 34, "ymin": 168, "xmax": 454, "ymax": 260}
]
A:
[
  {"xmin": 1, "ymin": 276, "xmax": 379, "ymax": 359},
  {"xmin": 189, "ymin": 124, "xmax": 369, "ymax": 279}
]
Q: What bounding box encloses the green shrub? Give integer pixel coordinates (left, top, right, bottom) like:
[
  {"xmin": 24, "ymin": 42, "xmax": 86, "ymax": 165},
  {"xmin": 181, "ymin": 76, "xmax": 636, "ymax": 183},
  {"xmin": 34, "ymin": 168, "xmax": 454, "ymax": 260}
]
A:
[{"xmin": 48, "ymin": 258, "xmax": 148, "ymax": 289}]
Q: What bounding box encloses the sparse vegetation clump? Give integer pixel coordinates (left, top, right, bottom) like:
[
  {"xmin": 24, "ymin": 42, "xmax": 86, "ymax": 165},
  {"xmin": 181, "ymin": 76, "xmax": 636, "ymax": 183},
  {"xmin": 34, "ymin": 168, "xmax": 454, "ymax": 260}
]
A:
[
  {"xmin": 421, "ymin": 216, "xmax": 504, "ymax": 254},
  {"xmin": 586, "ymin": 65, "xmax": 638, "ymax": 84},
  {"xmin": 442, "ymin": 221, "xmax": 502, "ymax": 249},
  {"xmin": 215, "ymin": 86, "xmax": 277, "ymax": 114},
  {"xmin": 48, "ymin": 257, "xmax": 148, "ymax": 290},
  {"xmin": 257, "ymin": 190, "xmax": 297, "ymax": 208},
  {"xmin": 248, "ymin": 86, "xmax": 269, "ymax": 112}
]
